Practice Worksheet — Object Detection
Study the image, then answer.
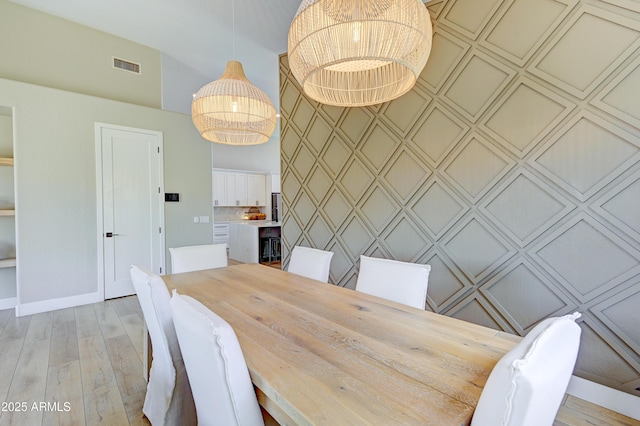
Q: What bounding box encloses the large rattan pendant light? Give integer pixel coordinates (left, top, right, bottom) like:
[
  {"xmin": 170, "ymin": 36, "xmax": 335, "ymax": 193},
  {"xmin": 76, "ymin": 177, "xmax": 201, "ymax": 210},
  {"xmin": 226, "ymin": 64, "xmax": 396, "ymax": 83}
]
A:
[
  {"xmin": 191, "ymin": 1, "xmax": 276, "ymax": 145},
  {"xmin": 288, "ymin": 0, "xmax": 432, "ymax": 107}
]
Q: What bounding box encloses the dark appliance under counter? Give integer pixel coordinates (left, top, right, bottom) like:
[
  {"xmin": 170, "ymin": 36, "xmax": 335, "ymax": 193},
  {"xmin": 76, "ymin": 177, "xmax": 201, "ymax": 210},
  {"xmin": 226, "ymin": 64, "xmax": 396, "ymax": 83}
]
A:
[
  {"xmin": 259, "ymin": 226, "xmax": 281, "ymax": 265},
  {"xmin": 228, "ymin": 221, "xmax": 282, "ymax": 266}
]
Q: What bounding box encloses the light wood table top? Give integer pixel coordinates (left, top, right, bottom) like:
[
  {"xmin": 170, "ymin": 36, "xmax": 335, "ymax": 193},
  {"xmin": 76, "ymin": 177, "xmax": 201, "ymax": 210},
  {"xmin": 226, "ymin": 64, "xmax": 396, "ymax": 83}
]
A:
[{"xmin": 162, "ymin": 263, "xmax": 519, "ymax": 426}]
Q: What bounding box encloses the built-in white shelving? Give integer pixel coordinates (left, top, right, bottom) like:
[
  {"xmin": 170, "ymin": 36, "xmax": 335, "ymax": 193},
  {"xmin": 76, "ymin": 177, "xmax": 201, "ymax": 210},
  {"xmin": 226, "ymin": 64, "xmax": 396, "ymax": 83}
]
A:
[
  {"xmin": 0, "ymin": 258, "xmax": 16, "ymax": 269},
  {"xmin": 0, "ymin": 111, "xmax": 17, "ymax": 309}
]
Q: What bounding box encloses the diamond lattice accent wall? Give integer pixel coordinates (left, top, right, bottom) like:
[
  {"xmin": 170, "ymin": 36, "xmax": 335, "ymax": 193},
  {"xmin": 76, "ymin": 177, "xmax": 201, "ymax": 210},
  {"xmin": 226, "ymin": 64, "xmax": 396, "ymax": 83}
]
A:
[{"xmin": 279, "ymin": 0, "xmax": 640, "ymax": 396}]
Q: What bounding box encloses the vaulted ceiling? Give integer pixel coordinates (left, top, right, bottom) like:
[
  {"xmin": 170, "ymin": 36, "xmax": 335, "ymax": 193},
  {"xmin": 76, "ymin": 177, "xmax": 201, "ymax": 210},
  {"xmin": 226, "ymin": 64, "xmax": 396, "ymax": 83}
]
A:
[{"xmin": 8, "ymin": 0, "xmax": 300, "ymax": 78}]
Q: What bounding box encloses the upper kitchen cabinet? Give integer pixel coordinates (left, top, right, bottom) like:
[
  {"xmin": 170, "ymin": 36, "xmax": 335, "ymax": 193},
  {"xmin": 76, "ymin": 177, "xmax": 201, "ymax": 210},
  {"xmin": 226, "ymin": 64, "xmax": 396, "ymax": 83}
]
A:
[
  {"xmin": 213, "ymin": 169, "xmax": 267, "ymax": 207},
  {"xmin": 213, "ymin": 170, "xmax": 227, "ymax": 206},
  {"xmin": 247, "ymin": 174, "xmax": 266, "ymax": 207},
  {"xmin": 227, "ymin": 172, "xmax": 248, "ymax": 207},
  {"xmin": 270, "ymin": 173, "xmax": 281, "ymax": 193}
]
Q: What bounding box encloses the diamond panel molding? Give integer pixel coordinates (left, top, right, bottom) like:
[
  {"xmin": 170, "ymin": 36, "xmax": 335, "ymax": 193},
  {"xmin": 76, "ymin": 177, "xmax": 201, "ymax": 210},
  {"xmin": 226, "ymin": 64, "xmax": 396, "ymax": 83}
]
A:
[
  {"xmin": 481, "ymin": 259, "xmax": 575, "ymax": 333},
  {"xmin": 592, "ymin": 54, "xmax": 640, "ymax": 129},
  {"xmin": 481, "ymin": 170, "xmax": 574, "ymax": 246},
  {"xmin": 593, "ymin": 284, "xmax": 640, "ymax": 356},
  {"xmin": 480, "ymin": 0, "xmax": 577, "ymax": 67},
  {"xmin": 440, "ymin": 0, "xmax": 504, "ymax": 41},
  {"xmin": 410, "ymin": 178, "xmax": 468, "ymax": 239},
  {"xmin": 359, "ymin": 185, "xmax": 401, "ymax": 234},
  {"xmin": 592, "ymin": 171, "xmax": 640, "ymax": 242},
  {"xmin": 530, "ymin": 5, "xmax": 640, "ymax": 99},
  {"xmin": 442, "ymin": 52, "xmax": 517, "ymax": 123},
  {"xmin": 381, "ymin": 147, "xmax": 431, "ymax": 202},
  {"xmin": 443, "ymin": 216, "xmax": 517, "ymax": 282},
  {"xmin": 442, "ymin": 133, "xmax": 515, "ymax": 203},
  {"xmin": 379, "ymin": 88, "xmax": 432, "ymax": 137},
  {"xmin": 424, "ymin": 252, "xmax": 472, "ymax": 311},
  {"xmin": 531, "ymin": 112, "xmax": 640, "ymax": 201},
  {"xmin": 532, "ymin": 214, "xmax": 640, "ymax": 302},
  {"xmin": 339, "ymin": 215, "xmax": 375, "ymax": 259},
  {"xmin": 279, "ymin": 0, "xmax": 640, "ymax": 396},
  {"xmin": 480, "ymin": 78, "xmax": 575, "ymax": 158},
  {"xmin": 408, "ymin": 102, "xmax": 469, "ymax": 167},
  {"xmin": 417, "ymin": 30, "xmax": 470, "ymax": 94}
]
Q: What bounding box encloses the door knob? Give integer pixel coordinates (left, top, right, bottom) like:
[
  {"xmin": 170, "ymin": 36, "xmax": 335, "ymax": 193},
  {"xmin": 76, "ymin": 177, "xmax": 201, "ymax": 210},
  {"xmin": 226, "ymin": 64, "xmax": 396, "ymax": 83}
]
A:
[{"xmin": 105, "ymin": 232, "xmax": 120, "ymax": 238}]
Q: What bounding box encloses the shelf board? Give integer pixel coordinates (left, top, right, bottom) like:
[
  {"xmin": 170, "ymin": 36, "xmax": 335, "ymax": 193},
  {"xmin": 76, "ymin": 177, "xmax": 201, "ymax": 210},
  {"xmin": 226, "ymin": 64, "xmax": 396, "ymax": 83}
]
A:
[
  {"xmin": 0, "ymin": 209, "xmax": 15, "ymax": 216},
  {"xmin": 0, "ymin": 258, "xmax": 16, "ymax": 268},
  {"xmin": 0, "ymin": 157, "xmax": 13, "ymax": 166}
]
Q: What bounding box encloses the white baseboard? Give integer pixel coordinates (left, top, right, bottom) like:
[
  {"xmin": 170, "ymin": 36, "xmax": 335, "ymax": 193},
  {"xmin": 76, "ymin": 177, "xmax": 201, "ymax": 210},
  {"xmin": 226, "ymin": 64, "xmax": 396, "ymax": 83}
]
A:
[
  {"xmin": 16, "ymin": 291, "xmax": 102, "ymax": 317},
  {"xmin": 0, "ymin": 297, "xmax": 17, "ymax": 311},
  {"xmin": 567, "ymin": 375, "xmax": 640, "ymax": 420}
]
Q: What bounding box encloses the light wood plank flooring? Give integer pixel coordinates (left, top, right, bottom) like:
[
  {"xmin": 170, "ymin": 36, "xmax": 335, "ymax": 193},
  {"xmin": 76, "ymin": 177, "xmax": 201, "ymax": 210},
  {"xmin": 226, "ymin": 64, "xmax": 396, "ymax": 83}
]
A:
[{"xmin": 0, "ymin": 297, "xmax": 150, "ymax": 426}]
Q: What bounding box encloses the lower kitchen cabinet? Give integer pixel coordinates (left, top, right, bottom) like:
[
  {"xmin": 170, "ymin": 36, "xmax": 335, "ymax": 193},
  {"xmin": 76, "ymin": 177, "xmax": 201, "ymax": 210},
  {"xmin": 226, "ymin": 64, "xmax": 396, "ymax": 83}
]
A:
[{"xmin": 228, "ymin": 222, "xmax": 281, "ymax": 265}]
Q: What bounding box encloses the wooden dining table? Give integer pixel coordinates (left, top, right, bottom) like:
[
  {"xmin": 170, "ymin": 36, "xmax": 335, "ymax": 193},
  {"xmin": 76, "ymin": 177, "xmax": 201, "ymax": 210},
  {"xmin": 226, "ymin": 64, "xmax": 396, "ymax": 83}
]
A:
[{"xmin": 162, "ymin": 263, "xmax": 520, "ymax": 426}]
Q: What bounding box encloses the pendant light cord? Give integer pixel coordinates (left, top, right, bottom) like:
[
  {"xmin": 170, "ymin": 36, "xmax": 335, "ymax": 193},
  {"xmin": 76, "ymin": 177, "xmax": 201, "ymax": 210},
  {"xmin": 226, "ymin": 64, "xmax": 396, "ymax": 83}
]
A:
[{"xmin": 232, "ymin": 0, "xmax": 236, "ymax": 60}]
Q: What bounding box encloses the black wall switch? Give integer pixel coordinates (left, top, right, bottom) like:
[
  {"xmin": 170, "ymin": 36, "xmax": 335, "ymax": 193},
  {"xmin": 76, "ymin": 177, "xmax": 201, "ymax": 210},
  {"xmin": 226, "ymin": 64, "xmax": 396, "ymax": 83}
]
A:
[{"xmin": 165, "ymin": 193, "xmax": 179, "ymax": 202}]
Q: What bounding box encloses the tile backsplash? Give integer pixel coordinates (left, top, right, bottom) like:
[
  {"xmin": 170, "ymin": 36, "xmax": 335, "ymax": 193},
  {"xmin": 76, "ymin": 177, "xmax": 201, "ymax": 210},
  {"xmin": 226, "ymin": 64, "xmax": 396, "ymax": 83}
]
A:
[{"xmin": 214, "ymin": 206, "xmax": 264, "ymax": 222}]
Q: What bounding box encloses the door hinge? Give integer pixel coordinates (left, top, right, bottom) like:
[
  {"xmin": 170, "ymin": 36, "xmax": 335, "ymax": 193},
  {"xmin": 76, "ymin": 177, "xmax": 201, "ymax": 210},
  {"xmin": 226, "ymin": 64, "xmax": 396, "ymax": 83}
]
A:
[
  {"xmin": 159, "ymin": 227, "xmax": 162, "ymax": 234},
  {"xmin": 158, "ymin": 187, "xmax": 161, "ymax": 193},
  {"xmin": 160, "ymin": 267, "xmax": 163, "ymax": 274},
  {"xmin": 157, "ymin": 147, "xmax": 160, "ymax": 153}
]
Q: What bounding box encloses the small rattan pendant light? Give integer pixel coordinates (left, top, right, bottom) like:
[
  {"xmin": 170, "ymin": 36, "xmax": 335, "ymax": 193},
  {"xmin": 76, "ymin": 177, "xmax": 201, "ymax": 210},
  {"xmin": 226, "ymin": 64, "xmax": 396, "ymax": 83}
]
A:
[
  {"xmin": 288, "ymin": 0, "xmax": 432, "ymax": 107},
  {"xmin": 191, "ymin": 1, "xmax": 276, "ymax": 145}
]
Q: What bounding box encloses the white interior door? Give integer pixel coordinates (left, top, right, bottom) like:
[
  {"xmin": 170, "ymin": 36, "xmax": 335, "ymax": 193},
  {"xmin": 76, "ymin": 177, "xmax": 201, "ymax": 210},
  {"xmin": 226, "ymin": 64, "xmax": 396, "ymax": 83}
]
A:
[{"xmin": 97, "ymin": 124, "xmax": 164, "ymax": 299}]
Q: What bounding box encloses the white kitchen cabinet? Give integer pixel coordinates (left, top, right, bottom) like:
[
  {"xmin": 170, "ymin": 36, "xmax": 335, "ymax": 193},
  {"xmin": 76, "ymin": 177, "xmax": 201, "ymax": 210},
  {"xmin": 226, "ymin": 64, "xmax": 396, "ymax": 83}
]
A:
[
  {"xmin": 212, "ymin": 169, "xmax": 267, "ymax": 207},
  {"xmin": 226, "ymin": 173, "xmax": 248, "ymax": 206},
  {"xmin": 247, "ymin": 174, "xmax": 266, "ymax": 206},
  {"xmin": 270, "ymin": 173, "xmax": 281, "ymax": 193},
  {"xmin": 212, "ymin": 171, "xmax": 227, "ymax": 206},
  {"xmin": 213, "ymin": 222, "xmax": 230, "ymax": 248}
]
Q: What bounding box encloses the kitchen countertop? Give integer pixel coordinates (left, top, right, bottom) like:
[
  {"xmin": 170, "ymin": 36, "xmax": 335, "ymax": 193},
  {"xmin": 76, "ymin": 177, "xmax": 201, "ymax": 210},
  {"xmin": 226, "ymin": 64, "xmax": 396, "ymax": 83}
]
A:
[{"xmin": 233, "ymin": 221, "xmax": 281, "ymax": 227}]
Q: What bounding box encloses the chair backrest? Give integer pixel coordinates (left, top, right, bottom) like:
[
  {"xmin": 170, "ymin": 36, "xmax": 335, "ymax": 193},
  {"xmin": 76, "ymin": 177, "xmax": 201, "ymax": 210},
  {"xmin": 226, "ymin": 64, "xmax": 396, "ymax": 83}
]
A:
[
  {"xmin": 169, "ymin": 243, "xmax": 228, "ymax": 274},
  {"xmin": 170, "ymin": 291, "xmax": 264, "ymax": 426},
  {"xmin": 129, "ymin": 265, "xmax": 196, "ymax": 426},
  {"xmin": 287, "ymin": 246, "xmax": 334, "ymax": 283},
  {"xmin": 471, "ymin": 312, "xmax": 582, "ymax": 426},
  {"xmin": 354, "ymin": 255, "xmax": 430, "ymax": 309}
]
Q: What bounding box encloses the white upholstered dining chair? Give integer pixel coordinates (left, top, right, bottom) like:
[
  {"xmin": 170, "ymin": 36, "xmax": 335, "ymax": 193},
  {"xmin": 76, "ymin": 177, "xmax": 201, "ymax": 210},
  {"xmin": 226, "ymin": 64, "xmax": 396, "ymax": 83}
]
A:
[
  {"xmin": 471, "ymin": 312, "xmax": 582, "ymax": 426},
  {"xmin": 129, "ymin": 265, "xmax": 196, "ymax": 426},
  {"xmin": 169, "ymin": 291, "xmax": 264, "ymax": 426},
  {"xmin": 287, "ymin": 246, "xmax": 334, "ymax": 283},
  {"xmin": 169, "ymin": 243, "xmax": 228, "ymax": 273},
  {"xmin": 354, "ymin": 255, "xmax": 431, "ymax": 309}
]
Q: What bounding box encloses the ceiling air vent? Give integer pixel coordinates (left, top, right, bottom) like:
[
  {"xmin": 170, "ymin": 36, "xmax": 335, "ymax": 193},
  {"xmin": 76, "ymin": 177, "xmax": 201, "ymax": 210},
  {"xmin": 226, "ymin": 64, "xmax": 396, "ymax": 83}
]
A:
[{"xmin": 113, "ymin": 57, "xmax": 141, "ymax": 74}]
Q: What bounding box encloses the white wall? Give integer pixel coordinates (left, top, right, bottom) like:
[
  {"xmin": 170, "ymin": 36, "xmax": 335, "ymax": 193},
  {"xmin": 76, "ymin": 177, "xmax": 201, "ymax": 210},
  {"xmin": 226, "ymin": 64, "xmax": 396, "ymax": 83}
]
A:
[
  {"xmin": 0, "ymin": 0, "xmax": 162, "ymax": 109},
  {"xmin": 0, "ymin": 77, "xmax": 212, "ymax": 309}
]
